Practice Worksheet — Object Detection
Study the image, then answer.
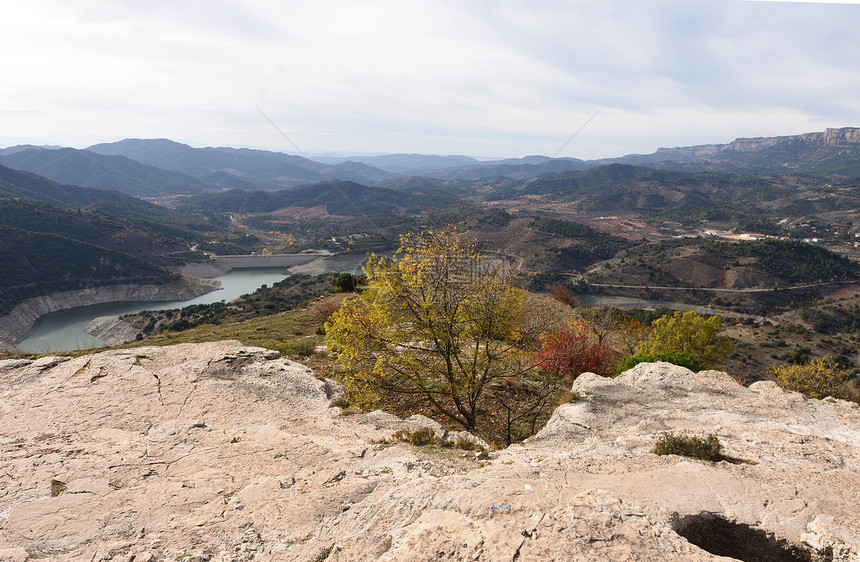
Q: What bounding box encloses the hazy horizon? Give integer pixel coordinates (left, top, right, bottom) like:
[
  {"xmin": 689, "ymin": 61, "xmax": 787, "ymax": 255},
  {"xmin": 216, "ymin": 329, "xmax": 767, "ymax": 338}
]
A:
[{"xmin": 4, "ymin": 125, "xmax": 859, "ymax": 164}]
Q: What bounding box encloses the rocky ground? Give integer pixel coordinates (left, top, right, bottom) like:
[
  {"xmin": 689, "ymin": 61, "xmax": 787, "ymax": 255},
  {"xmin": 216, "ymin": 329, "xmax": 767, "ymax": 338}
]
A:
[{"xmin": 0, "ymin": 341, "xmax": 858, "ymax": 561}]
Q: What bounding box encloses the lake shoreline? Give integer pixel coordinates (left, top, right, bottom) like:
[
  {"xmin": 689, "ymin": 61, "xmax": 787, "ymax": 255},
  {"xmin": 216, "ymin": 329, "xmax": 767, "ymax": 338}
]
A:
[
  {"xmin": 3, "ymin": 253, "xmax": 375, "ymax": 354},
  {"xmin": 0, "ymin": 275, "xmax": 220, "ymax": 352}
]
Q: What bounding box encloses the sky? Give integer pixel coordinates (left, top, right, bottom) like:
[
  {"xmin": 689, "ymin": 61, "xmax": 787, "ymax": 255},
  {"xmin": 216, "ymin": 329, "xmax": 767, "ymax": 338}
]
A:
[{"xmin": 2, "ymin": 0, "xmax": 859, "ymax": 160}]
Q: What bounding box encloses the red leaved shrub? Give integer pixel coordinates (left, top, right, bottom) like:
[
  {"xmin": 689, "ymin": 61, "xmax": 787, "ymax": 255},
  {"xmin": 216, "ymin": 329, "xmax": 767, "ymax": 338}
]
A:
[{"xmin": 536, "ymin": 323, "xmax": 620, "ymax": 378}]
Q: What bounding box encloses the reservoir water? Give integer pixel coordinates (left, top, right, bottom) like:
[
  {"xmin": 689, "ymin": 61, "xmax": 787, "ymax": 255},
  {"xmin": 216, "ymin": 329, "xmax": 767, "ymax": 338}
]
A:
[{"xmin": 18, "ymin": 268, "xmax": 291, "ymax": 354}]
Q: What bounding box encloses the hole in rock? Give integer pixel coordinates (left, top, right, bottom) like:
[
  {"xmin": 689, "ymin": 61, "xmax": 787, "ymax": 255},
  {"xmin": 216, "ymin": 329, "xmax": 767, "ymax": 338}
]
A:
[{"xmin": 674, "ymin": 513, "xmax": 816, "ymax": 562}]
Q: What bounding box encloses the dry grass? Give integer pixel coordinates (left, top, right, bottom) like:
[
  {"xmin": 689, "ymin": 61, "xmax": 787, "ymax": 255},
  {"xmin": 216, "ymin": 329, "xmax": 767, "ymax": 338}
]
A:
[{"xmin": 120, "ymin": 293, "xmax": 350, "ymax": 353}]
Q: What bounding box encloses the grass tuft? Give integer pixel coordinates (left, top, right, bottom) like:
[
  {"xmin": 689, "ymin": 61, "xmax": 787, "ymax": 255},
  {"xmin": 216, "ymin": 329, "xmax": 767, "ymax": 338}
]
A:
[
  {"xmin": 652, "ymin": 431, "xmax": 724, "ymax": 462},
  {"xmin": 392, "ymin": 427, "xmax": 437, "ymax": 446}
]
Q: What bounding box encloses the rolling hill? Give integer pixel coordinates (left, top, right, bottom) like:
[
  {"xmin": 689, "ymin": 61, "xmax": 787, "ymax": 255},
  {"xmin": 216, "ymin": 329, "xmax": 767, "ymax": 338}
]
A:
[
  {"xmin": 177, "ymin": 180, "xmax": 460, "ymax": 215},
  {"xmin": 483, "ymin": 163, "xmax": 860, "ymax": 225},
  {"xmin": 0, "ymin": 225, "xmax": 178, "ymax": 316},
  {"xmin": 0, "ymin": 148, "xmax": 207, "ymax": 196},
  {"xmin": 0, "ymin": 197, "xmax": 200, "ymax": 259},
  {"xmin": 0, "ymin": 163, "xmax": 223, "ymax": 228}
]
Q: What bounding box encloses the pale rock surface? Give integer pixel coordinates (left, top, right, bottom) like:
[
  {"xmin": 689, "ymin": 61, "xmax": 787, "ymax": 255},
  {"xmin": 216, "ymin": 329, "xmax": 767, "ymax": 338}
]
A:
[
  {"xmin": 85, "ymin": 316, "xmax": 141, "ymax": 346},
  {"xmin": 0, "ymin": 347, "xmax": 858, "ymax": 561}
]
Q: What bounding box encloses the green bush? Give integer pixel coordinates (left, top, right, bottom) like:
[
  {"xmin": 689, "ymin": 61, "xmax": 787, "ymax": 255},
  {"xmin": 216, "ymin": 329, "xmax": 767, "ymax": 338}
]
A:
[
  {"xmin": 653, "ymin": 432, "xmax": 723, "ymax": 462},
  {"xmin": 335, "ymin": 272, "xmax": 357, "ymax": 293},
  {"xmin": 616, "ymin": 351, "xmax": 704, "ymax": 375}
]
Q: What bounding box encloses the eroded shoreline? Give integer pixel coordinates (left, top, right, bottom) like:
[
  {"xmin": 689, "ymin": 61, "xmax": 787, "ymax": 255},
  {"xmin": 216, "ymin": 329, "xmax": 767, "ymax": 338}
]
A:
[{"xmin": 0, "ymin": 275, "xmax": 220, "ymax": 352}]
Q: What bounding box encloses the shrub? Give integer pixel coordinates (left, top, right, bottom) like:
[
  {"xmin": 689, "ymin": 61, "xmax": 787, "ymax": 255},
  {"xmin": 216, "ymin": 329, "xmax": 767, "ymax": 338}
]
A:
[
  {"xmin": 392, "ymin": 427, "xmax": 437, "ymax": 446},
  {"xmin": 767, "ymin": 356, "xmax": 851, "ymax": 399},
  {"xmin": 334, "ymin": 272, "xmax": 357, "ymax": 293},
  {"xmin": 557, "ymin": 390, "xmax": 582, "ymax": 404},
  {"xmin": 536, "ymin": 323, "xmax": 620, "ymax": 378},
  {"xmin": 637, "ymin": 311, "xmax": 733, "ymax": 369},
  {"xmin": 549, "ymin": 284, "xmax": 574, "ymax": 306},
  {"xmin": 317, "ymin": 300, "xmax": 341, "ymax": 321},
  {"xmin": 454, "ymin": 436, "xmax": 485, "ymax": 452},
  {"xmin": 616, "ymin": 351, "xmax": 704, "ymax": 375},
  {"xmin": 653, "ymin": 432, "xmax": 723, "ymax": 462}
]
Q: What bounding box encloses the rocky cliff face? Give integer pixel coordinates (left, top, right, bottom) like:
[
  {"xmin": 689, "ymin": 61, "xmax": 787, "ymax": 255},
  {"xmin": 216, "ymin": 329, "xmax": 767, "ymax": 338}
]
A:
[
  {"xmin": 0, "ymin": 276, "xmax": 220, "ymax": 350},
  {"xmin": 0, "ymin": 342, "xmax": 857, "ymax": 561},
  {"xmin": 643, "ymin": 127, "xmax": 860, "ymax": 170},
  {"xmin": 723, "ymin": 127, "xmax": 860, "ymax": 153}
]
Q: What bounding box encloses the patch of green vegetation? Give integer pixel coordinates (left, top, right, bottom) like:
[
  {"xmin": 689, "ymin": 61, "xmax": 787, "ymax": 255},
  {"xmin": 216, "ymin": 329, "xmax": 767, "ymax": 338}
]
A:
[
  {"xmin": 799, "ymin": 305, "xmax": 860, "ymax": 335},
  {"xmin": 392, "ymin": 427, "xmax": 437, "ymax": 446},
  {"xmin": 529, "ymin": 217, "xmax": 636, "ymax": 276},
  {"xmin": 388, "ymin": 427, "xmax": 488, "ymax": 453},
  {"xmin": 273, "ymin": 339, "xmax": 317, "ymax": 358},
  {"xmin": 616, "ymin": 351, "xmax": 704, "ymax": 375},
  {"xmin": 708, "ymin": 238, "xmax": 858, "ymax": 284},
  {"xmin": 652, "ymin": 432, "xmax": 724, "ymax": 462}
]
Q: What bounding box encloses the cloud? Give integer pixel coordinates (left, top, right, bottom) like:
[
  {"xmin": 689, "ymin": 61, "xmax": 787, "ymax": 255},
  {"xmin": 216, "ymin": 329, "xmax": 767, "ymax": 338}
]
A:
[{"xmin": 1, "ymin": 0, "xmax": 858, "ymax": 158}]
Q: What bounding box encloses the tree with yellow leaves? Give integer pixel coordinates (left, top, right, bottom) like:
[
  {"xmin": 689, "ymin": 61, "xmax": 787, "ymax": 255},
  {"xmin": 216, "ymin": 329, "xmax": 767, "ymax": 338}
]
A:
[
  {"xmin": 767, "ymin": 356, "xmax": 851, "ymax": 399},
  {"xmin": 637, "ymin": 311, "xmax": 734, "ymax": 369},
  {"xmin": 325, "ymin": 229, "xmax": 563, "ymax": 434}
]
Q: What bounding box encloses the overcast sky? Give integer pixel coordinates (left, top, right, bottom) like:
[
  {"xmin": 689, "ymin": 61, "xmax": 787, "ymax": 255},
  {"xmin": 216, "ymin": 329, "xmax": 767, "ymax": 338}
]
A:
[{"xmin": 2, "ymin": 1, "xmax": 859, "ymax": 159}]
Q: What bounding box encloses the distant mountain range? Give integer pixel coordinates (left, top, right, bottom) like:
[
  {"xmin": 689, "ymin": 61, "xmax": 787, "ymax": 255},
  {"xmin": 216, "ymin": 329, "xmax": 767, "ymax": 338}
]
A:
[
  {"xmin": 1, "ymin": 128, "xmax": 857, "ymax": 201},
  {"xmin": 312, "ymin": 127, "xmax": 860, "ymax": 178},
  {"xmin": 311, "ymin": 153, "xmax": 481, "ymax": 173},
  {"xmin": 87, "ymin": 138, "xmax": 395, "ymax": 188}
]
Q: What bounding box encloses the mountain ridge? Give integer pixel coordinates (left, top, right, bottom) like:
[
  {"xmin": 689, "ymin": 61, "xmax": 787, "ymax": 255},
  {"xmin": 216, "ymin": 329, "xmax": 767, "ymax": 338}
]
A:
[
  {"xmin": 0, "ymin": 147, "xmax": 207, "ymax": 197},
  {"xmin": 87, "ymin": 138, "xmax": 395, "ymax": 188},
  {"xmin": 598, "ymin": 127, "xmax": 860, "ymax": 173},
  {"xmin": 4, "ymin": 127, "xmax": 857, "ymax": 191}
]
